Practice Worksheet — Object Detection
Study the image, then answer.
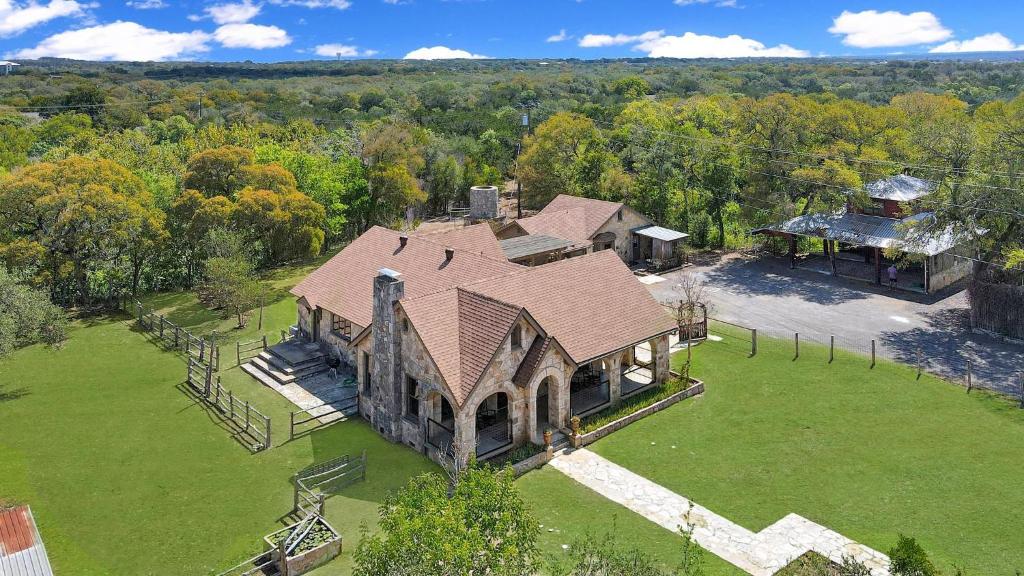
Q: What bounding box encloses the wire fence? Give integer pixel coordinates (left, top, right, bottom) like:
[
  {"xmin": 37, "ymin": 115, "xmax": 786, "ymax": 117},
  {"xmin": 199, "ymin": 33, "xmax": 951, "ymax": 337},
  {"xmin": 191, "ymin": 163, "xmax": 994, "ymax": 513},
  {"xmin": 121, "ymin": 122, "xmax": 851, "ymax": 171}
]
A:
[{"xmin": 705, "ymin": 318, "xmax": 1024, "ymax": 403}]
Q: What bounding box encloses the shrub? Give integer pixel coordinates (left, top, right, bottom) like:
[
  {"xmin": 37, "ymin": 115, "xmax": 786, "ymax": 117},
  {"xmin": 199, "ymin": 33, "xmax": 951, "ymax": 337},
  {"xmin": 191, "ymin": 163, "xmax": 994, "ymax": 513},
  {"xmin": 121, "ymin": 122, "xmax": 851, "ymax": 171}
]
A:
[
  {"xmin": 888, "ymin": 534, "xmax": 937, "ymax": 576},
  {"xmin": 689, "ymin": 212, "xmax": 713, "ymax": 249}
]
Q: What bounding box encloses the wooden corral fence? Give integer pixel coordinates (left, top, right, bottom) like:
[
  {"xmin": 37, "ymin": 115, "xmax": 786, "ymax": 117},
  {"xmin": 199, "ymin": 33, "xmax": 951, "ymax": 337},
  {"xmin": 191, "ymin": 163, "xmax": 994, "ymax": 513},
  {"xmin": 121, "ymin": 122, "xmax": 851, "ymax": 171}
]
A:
[
  {"xmin": 236, "ymin": 335, "xmax": 268, "ymax": 366},
  {"xmin": 293, "ymin": 452, "xmax": 367, "ymax": 516},
  {"xmin": 186, "ymin": 358, "xmax": 272, "ymax": 452},
  {"xmin": 129, "ymin": 299, "xmax": 220, "ymax": 370},
  {"xmin": 289, "ymin": 396, "xmax": 359, "ymax": 440}
]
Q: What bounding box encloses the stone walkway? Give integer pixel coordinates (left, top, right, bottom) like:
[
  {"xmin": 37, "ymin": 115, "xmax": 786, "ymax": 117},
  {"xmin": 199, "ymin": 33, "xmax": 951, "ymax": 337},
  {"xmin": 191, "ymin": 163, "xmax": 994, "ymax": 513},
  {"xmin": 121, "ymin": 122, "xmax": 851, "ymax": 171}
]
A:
[{"xmin": 549, "ymin": 448, "xmax": 891, "ymax": 576}]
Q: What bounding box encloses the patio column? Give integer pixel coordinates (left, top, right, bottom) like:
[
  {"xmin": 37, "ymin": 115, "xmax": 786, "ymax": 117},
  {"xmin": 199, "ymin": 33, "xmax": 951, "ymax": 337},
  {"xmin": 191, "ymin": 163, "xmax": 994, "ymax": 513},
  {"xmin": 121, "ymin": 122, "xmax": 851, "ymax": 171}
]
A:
[
  {"xmin": 651, "ymin": 334, "xmax": 670, "ymax": 384},
  {"xmin": 607, "ymin": 355, "xmax": 622, "ymax": 407}
]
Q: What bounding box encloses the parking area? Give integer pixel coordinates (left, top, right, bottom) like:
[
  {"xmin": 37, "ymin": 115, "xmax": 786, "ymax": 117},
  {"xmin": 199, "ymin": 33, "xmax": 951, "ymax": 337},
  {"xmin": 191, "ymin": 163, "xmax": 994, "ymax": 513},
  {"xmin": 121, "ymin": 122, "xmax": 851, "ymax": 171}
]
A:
[{"xmin": 646, "ymin": 252, "xmax": 1023, "ymax": 394}]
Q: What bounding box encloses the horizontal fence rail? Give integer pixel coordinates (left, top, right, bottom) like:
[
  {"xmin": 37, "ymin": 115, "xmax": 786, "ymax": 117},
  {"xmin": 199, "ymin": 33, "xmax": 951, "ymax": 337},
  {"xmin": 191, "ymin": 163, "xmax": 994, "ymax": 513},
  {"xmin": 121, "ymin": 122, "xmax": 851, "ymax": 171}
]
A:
[
  {"xmin": 128, "ymin": 299, "xmax": 220, "ymax": 371},
  {"xmin": 186, "ymin": 359, "xmax": 272, "ymax": 452}
]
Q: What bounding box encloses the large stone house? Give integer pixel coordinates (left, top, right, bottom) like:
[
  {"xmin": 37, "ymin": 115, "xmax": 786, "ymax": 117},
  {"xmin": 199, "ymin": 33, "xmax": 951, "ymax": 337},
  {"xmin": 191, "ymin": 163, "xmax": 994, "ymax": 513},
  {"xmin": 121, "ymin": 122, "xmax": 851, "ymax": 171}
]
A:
[
  {"xmin": 290, "ymin": 223, "xmax": 676, "ymax": 464},
  {"xmin": 497, "ymin": 194, "xmax": 688, "ymax": 268}
]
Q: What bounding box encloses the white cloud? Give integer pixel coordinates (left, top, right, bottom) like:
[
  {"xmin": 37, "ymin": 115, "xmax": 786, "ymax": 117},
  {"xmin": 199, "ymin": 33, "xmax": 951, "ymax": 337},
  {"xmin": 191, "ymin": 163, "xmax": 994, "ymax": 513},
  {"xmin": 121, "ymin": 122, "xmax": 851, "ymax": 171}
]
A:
[
  {"xmin": 829, "ymin": 10, "xmax": 951, "ymax": 48},
  {"xmin": 930, "ymin": 32, "xmax": 1024, "ymax": 53},
  {"xmin": 10, "ymin": 20, "xmax": 211, "ymax": 60},
  {"xmin": 403, "ymin": 45, "xmax": 488, "ymax": 59},
  {"xmin": 205, "ymin": 0, "xmax": 260, "ymax": 24},
  {"xmin": 314, "ymin": 43, "xmax": 376, "ymax": 57},
  {"xmin": 578, "ymin": 30, "xmax": 663, "ymax": 48},
  {"xmin": 578, "ymin": 30, "xmax": 807, "ymax": 58},
  {"xmin": 213, "ymin": 23, "xmax": 291, "ymax": 48},
  {"xmin": 125, "ymin": 0, "xmax": 167, "ymax": 8},
  {"xmin": 546, "ymin": 29, "xmax": 568, "ymax": 43},
  {"xmin": 266, "ymin": 0, "xmax": 350, "ymax": 9},
  {"xmin": 0, "ymin": 0, "xmax": 88, "ymax": 37}
]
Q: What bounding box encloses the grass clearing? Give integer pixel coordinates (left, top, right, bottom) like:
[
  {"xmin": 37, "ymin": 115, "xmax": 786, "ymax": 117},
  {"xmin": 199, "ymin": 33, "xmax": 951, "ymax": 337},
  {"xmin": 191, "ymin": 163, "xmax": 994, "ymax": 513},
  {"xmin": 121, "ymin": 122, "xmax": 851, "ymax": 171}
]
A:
[
  {"xmin": 587, "ymin": 327, "xmax": 1024, "ymax": 574},
  {"xmin": 0, "ymin": 259, "xmax": 436, "ymax": 576}
]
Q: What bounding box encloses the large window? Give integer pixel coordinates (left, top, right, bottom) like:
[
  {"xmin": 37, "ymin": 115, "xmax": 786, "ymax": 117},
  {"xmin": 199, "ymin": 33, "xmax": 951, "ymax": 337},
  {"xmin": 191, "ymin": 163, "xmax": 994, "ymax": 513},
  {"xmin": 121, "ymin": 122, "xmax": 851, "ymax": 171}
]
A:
[
  {"xmin": 332, "ymin": 313, "xmax": 352, "ymax": 339},
  {"xmin": 405, "ymin": 376, "xmax": 420, "ymax": 421}
]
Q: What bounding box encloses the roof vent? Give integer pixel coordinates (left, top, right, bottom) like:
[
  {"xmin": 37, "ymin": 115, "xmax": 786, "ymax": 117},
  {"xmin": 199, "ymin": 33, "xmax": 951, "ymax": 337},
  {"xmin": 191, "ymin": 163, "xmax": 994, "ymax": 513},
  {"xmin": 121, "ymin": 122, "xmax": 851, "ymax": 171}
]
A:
[
  {"xmin": 399, "ymin": 234, "xmax": 408, "ymax": 248},
  {"xmin": 444, "ymin": 247, "xmax": 455, "ymax": 262}
]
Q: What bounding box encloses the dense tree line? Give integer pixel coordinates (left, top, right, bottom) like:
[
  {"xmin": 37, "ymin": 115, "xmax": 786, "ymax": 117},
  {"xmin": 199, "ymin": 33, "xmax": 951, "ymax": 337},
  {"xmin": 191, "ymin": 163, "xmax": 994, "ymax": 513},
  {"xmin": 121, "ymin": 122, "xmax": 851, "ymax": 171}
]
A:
[{"xmin": 0, "ymin": 58, "xmax": 1021, "ymax": 342}]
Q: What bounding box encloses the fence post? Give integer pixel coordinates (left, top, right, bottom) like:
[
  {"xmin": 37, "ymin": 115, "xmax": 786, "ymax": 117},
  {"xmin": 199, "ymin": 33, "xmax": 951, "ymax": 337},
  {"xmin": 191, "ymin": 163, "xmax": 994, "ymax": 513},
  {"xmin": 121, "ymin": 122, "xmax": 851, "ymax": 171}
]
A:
[
  {"xmin": 966, "ymin": 360, "xmax": 973, "ymax": 393},
  {"xmin": 794, "ymin": 332, "xmax": 799, "ymax": 359},
  {"xmin": 751, "ymin": 329, "xmax": 758, "ymax": 357},
  {"xmin": 265, "ymin": 415, "xmax": 272, "ymax": 449},
  {"xmin": 870, "ymin": 340, "xmax": 876, "ymax": 368},
  {"xmin": 829, "ymin": 335, "xmax": 834, "ymax": 363}
]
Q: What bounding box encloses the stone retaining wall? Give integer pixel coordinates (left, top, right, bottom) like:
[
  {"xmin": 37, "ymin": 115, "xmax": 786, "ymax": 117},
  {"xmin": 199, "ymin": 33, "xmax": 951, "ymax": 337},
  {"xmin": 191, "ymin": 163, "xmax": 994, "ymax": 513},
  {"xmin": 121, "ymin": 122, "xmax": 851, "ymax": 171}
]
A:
[{"xmin": 576, "ymin": 380, "xmax": 704, "ymax": 447}]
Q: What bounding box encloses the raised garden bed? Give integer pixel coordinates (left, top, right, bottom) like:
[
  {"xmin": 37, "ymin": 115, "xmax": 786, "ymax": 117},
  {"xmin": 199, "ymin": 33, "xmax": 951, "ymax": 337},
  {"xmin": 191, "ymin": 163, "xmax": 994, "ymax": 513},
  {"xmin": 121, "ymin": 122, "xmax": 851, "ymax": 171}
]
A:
[{"xmin": 264, "ymin": 516, "xmax": 342, "ymax": 575}]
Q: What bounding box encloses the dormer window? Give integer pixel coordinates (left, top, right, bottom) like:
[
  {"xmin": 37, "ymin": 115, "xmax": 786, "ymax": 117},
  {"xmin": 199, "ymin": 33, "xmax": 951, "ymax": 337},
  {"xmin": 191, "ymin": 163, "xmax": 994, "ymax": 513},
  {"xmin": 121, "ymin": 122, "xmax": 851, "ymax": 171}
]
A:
[{"xmin": 511, "ymin": 325, "xmax": 522, "ymax": 349}]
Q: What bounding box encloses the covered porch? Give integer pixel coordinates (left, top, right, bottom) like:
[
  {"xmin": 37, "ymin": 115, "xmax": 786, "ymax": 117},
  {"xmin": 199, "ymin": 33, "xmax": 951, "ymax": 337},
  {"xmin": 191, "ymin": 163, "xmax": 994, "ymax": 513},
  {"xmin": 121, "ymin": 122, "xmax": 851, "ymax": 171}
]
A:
[
  {"xmin": 569, "ymin": 333, "xmax": 672, "ymax": 417},
  {"xmin": 631, "ymin": 225, "xmax": 689, "ymax": 272}
]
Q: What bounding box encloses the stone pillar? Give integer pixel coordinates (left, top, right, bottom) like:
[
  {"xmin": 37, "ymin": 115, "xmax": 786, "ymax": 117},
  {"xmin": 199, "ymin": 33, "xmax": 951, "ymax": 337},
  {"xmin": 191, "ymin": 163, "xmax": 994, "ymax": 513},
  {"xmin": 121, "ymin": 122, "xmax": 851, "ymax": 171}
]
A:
[
  {"xmin": 652, "ymin": 334, "xmax": 670, "ymax": 384},
  {"xmin": 607, "ymin": 356, "xmax": 622, "ymax": 407},
  {"xmin": 371, "ymin": 268, "xmax": 405, "ymax": 442}
]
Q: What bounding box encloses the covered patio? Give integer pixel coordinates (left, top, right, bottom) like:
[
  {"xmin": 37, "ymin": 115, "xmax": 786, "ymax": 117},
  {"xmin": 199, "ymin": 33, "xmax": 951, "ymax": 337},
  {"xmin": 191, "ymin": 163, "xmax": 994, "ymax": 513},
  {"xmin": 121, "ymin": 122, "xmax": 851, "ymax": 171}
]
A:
[{"xmin": 631, "ymin": 225, "xmax": 689, "ymax": 271}]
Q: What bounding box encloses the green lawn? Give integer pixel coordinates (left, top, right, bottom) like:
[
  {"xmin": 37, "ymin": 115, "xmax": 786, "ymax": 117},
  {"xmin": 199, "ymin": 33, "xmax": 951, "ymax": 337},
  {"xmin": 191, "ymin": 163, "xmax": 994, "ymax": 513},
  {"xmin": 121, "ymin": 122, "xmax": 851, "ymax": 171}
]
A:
[
  {"xmin": 516, "ymin": 467, "xmax": 745, "ymax": 575},
  {"xmin": 587, "ymin": 328, "xmax": 1024, "ymax": 575},
  {"xmin": 0, "ymin": 259, "xmax": 437, "ymax": 576}
]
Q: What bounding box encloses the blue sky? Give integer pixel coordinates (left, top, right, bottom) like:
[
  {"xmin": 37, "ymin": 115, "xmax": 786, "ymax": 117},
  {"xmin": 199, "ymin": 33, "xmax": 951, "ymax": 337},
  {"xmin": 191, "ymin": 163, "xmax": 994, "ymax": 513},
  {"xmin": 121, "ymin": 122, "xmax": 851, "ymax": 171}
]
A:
[{"xmin": 2, "ymin": 0, "xmax": 1024, "ymax": 62}]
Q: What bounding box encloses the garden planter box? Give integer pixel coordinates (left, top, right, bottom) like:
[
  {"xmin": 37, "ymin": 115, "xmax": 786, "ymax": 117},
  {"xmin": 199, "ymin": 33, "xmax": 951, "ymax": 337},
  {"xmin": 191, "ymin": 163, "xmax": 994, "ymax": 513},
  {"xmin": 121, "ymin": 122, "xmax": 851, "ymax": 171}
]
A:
[{"xmin": 264, "ymin": 516, "xmax": 343, "ymax": 576}]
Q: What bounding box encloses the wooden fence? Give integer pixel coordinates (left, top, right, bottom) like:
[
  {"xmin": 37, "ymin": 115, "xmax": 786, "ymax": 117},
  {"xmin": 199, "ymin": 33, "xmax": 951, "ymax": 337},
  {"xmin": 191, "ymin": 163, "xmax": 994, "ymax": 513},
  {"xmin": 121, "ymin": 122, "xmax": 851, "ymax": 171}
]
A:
[
  {"xmin": 130, "ymin": 299, "xmax": 220, "ymax": 371},
  {"xmin": 186, "ymin": 358, "xmax": 272, "ymax": 452},
  {"xmin": 293, "ymin": 451, "xmax": 367, "ymax": 516},
  {"xmin": 236, "ymin": 335, "xmax": 268, "ymax": 366},
  {"xmin": 289, "ymin": 396, "xmax": 359, "ymax": 440}
]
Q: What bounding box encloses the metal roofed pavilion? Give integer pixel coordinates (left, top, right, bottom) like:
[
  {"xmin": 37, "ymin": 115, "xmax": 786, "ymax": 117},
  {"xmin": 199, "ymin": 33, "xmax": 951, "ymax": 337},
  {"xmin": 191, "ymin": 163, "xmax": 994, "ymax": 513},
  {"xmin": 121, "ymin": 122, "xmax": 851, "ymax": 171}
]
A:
[{"xmin": 633, "ymin": 225, "xmax": 689, "ymax": 242}]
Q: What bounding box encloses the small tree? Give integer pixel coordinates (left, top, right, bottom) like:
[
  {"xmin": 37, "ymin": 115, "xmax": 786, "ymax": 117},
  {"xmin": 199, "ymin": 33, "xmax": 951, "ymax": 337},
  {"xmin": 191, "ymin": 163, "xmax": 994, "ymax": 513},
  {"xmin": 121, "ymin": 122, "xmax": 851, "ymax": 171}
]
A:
[
  {"xmin": 197, "ymin": 230, "xmax": 262, "ymax": 328},
  {"xmin": 888, "ymin": 534, "xmax": 937, "ymax": 576},
  {"xmin": 672, "ymin": 273, "xmax": 710, "ymax": 372},
  {"xmin": 354, "ymin": 466, "xmax": 538, "ymax": 576}
]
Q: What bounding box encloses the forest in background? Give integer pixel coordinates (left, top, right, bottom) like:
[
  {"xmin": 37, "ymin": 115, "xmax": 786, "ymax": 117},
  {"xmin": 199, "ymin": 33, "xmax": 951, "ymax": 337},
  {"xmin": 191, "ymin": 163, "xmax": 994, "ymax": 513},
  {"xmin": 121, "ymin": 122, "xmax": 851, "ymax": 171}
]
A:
[{"xmin": 0, "ymin": 57, "xmax": 1021, "ymax": 337}]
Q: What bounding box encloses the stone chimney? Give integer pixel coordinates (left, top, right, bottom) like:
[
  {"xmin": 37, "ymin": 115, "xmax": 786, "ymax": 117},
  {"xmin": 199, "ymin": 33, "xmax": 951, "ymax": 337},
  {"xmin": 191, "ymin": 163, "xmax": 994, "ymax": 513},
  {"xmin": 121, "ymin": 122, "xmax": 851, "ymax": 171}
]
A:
[{"xmin": 371, "ymin": 268, "xmax": 404, "ymax": 441}]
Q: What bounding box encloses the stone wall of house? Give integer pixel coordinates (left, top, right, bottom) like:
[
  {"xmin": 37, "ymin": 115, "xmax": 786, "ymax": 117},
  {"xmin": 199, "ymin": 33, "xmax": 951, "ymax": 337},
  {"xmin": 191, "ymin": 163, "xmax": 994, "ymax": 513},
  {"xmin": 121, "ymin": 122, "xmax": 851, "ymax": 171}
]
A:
[
  {"xmin": 312, "ymin": 309, "xmax": 365, "ymax": 369},
  {"xmin": 593, "ymin": 205, "xmax": 652, "ymax": 264}
]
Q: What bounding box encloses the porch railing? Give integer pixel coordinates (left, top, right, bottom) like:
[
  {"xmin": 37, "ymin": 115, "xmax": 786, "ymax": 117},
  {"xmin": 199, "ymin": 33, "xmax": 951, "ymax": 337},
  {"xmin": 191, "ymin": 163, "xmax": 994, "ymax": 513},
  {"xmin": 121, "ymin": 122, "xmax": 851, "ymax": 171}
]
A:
[{"xmin": 427, "ymin": 418, "xmax": 455, "ymax": 451}]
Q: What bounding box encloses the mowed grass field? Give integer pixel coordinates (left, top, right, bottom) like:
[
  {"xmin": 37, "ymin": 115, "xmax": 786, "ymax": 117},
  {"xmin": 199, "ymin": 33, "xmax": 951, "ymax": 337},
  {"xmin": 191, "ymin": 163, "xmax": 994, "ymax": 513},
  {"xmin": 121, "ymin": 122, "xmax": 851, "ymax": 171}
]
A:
[
  {"xmin": 587, "ymin": 328, "xmax": 1024, "ymax": 575},
  {"xmin": 0, "ymin": 259, "xmax": 437, "ymax": 576}
]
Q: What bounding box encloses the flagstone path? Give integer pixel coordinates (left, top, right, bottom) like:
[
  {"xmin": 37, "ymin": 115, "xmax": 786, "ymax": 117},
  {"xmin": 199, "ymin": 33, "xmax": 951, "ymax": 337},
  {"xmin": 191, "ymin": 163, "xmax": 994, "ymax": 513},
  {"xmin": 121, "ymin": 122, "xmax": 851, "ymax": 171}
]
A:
[{"xmin": 549, "ymin": 448, "xmax": 891, "ymax": 576}]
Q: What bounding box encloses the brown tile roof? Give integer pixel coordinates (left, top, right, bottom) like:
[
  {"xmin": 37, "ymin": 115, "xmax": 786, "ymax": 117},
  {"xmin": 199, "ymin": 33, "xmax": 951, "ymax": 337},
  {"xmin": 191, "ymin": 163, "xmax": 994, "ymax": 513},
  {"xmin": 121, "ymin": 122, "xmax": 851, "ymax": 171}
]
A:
[
  {"xmin": 401, "ymin": 250, "xmax": 676, "ymax": 406},
  {"xmin": 401, "ymin": 288, "xmax": 522, "ymax": 406},
  {"xmin": 290, "ymin": 226, "xmax": 519, "ymax": 328},
  {"xmin": 511, "ymin": 194, "xmax": 625, "ymax": 242},
  {"xmin": 467, "ymin": 250, "xmax": 676, "ymax": 365},
  {"xmin": 411, "ymin": 223, "xmax": 507, "ymax": 261}
]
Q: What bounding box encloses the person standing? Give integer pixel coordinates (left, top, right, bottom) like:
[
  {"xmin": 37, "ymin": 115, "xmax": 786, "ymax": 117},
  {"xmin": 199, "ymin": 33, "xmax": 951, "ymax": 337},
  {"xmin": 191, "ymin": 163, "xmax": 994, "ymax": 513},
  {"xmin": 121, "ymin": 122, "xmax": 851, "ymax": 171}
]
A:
[{"xmin": 887, "ymin": 264, "xmax": 898, "ymax": 290}]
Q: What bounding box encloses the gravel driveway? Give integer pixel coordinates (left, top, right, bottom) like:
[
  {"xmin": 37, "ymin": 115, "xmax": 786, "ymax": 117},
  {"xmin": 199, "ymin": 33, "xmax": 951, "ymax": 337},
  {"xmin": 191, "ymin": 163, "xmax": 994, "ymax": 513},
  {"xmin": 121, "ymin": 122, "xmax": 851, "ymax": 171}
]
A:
[{"xmin": 646, "ymin": 253, "xmax": 1023, "ymax": 395}]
